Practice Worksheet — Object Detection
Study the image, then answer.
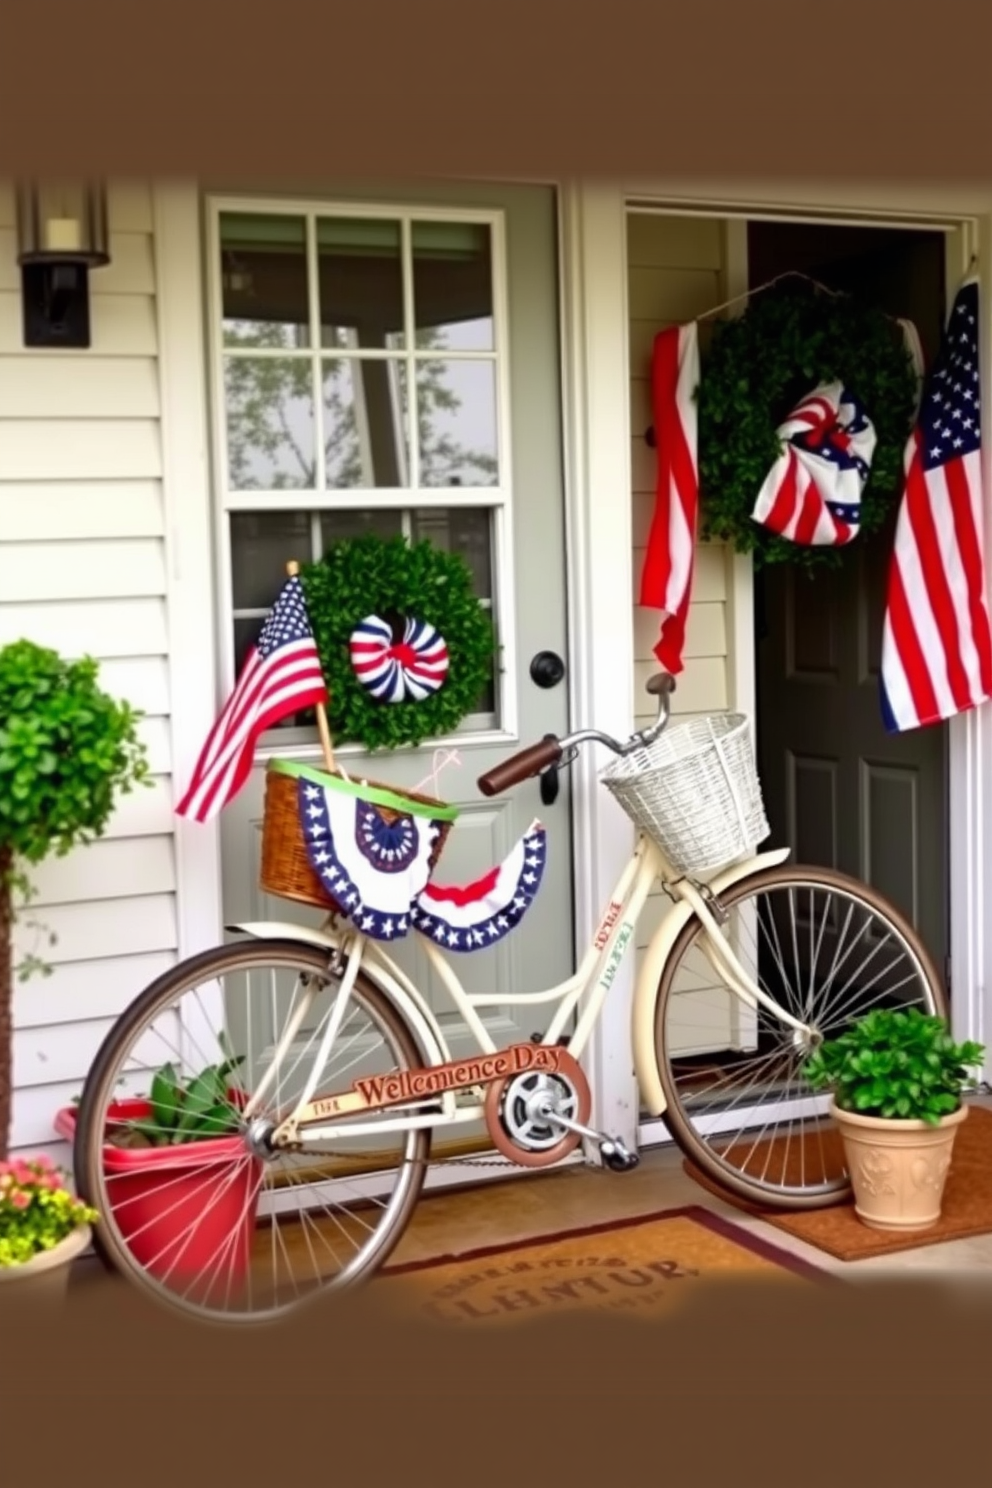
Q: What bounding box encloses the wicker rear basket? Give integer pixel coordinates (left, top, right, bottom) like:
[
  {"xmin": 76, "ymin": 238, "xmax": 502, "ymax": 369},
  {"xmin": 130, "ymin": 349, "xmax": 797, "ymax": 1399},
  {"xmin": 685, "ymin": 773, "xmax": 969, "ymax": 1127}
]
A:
[{"xmin": 259, "ymin": 762, "xmax": 456, "ymax": 915}]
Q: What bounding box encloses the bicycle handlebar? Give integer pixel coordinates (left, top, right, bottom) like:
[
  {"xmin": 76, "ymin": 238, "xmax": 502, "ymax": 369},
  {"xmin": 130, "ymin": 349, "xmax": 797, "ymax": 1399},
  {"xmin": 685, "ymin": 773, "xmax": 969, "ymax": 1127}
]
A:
[{"xmin": 476, "ymin": 671, "xmax": 676, "ymax": 798}]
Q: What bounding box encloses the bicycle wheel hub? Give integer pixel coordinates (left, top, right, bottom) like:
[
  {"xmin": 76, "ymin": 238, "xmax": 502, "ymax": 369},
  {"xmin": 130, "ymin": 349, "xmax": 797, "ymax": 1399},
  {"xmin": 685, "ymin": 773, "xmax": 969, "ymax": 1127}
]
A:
[{"xmin": 790, "ymin": 1026, "xmax": 822, "ymax": 1055}]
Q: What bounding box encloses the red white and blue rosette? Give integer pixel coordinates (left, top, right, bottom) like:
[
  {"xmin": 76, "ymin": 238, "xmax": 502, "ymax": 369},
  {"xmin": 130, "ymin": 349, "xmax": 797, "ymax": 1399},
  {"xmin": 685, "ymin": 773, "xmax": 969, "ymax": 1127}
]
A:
[
  {"xmin": 349, "ymin": 614, "xmax": 450, "ymax": 704},
  {"xmin": 750, "ymin": 380, "xmax": 877, "ymax": 547}
]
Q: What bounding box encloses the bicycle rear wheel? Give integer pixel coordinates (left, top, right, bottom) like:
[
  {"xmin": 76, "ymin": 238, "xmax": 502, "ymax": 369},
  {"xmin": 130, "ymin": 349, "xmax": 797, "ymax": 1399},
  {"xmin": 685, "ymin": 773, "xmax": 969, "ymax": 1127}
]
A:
[
  {"xmin": 654, "ymin": 864, "xmax": 947, "ymax": 1210},
  {"xmin": 73, "ymin": 939, "xmax": 430, "ymax": 1323}
]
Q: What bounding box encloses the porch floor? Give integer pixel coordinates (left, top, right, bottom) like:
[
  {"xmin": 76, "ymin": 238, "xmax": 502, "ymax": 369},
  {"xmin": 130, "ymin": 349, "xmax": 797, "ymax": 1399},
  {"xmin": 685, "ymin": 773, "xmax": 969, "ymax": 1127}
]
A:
[
  {"xmin": 382, "ymin": 1104, "xmax": 992, "ymax": 1282},
  {"xmin": 69, "ymin": 1097, "xmax": 992, "ymax": 1310}
]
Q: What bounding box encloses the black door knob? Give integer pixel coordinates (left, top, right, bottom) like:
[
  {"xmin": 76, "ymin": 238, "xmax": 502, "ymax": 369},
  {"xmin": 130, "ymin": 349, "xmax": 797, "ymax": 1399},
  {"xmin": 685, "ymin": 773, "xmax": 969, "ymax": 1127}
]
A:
[{"xmin": 530, "ymin": 650, "xmax": 566, "ymax": 689}]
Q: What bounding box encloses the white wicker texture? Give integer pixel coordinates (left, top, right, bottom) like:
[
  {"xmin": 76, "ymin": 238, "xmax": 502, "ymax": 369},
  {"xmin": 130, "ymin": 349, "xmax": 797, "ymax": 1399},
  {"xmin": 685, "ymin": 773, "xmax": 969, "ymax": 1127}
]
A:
[{"xmin": 599, "ymin": 713, "xmax": 770, "ymax": 876}]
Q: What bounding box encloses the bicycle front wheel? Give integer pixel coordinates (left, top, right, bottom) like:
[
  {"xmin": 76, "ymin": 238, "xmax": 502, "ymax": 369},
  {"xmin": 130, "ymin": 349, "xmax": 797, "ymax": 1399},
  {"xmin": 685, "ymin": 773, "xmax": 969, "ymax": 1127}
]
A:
[
  {"xmin": 73, "ymin": 939, "xmax": 430, "ymax": 1323},
  {"xmin": 654, "ymin": 864, "xmax": 947, "ymax": 1211}
]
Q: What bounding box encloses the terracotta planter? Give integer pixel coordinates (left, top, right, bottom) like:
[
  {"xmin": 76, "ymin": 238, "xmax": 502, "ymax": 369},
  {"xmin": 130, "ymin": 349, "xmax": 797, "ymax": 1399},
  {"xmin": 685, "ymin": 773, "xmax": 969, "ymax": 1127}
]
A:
[
  {"xmin": 830, "ymin": 1096, "xmax": 968, "ymax": 1232},
  {"xmin": 0, "ymin": 1223, "xmax": 92, "ymax": 1308},
  {"xmin": 55, "ymin": 1100, "xmax": 263, "ymax": 1304}
]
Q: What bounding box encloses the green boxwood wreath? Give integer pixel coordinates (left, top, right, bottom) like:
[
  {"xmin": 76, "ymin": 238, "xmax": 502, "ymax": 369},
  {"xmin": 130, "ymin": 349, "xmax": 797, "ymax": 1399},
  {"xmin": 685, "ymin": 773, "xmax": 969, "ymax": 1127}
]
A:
[
  {"xmin": 300, "ymin": 534, "xmax": 497, "ymax": 751},
  {"xmin": 696, "ymin": 283, "xmax": 921, "ymax": 572}
]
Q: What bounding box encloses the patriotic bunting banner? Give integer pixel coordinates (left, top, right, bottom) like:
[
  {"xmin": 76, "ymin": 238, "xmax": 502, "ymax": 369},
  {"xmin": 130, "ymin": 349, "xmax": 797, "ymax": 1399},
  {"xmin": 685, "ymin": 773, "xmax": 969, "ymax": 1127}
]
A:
[
  {"xmin": 880, "ymin": 278, "xmax": 992, "ymax": 733},
  {"xmin": 349, "ymin": 614, "xmax": 450, "ymax": 703},
  {"xmin": 296, "ymin": 771, "xmax": 546, "ymax": 951},
  {"xmin": 639, "ymin": 323, "xmax": 700, "ymax": 675},
  {"xmin": 176, "ymin": 575, "xmax": 327, "ymax": 824},
  {"xmin": 750, "ymin": 381, "xmax": 877, "ymax": 546},
  {"xmin": 410, "ymin": 822, "xmax": 548, "ymax": 952},
  {"xmin": 297, "ymin": 775, "xmax": 445, "ymax": 942}
]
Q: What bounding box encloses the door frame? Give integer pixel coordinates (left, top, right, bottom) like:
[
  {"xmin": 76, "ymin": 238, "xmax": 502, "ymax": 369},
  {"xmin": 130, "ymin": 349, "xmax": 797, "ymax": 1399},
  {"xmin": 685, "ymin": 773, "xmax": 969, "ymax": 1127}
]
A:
[{"xmin": 572, "ymin": 184, "xmax": 992, "ymax": 1146}]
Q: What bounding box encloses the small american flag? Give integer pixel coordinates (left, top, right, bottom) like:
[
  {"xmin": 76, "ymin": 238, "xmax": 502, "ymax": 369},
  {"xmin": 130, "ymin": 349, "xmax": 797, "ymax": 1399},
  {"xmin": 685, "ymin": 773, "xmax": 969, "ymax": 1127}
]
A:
[
  {"xmin": 639, "ymin": 323, "xmax": 700, "ymax": 674},
  {"xmin": 176, "ymin": 574, "xmax": 328, "ymax": 823},
  {"xmin": 880, "ymin": 279, "xmax": 992, "ymax": 733}
]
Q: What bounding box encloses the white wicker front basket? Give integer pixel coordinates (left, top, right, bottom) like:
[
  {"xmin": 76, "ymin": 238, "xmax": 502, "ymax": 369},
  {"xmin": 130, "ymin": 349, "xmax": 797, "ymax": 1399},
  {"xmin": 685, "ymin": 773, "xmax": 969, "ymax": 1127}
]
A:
[{"xmin": 600, "ymin": 713, "xmax": 770, "ymax": 876}]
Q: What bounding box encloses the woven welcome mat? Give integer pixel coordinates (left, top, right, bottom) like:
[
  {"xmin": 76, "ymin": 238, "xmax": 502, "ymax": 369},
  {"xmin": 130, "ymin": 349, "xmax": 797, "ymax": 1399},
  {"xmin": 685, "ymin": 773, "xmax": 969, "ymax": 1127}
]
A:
[
  {"xmin": 375, "ymin": 1205, "xmax": 827, "ymax": 1325},
  {"xmin": 682, "ymin": 1103, "xmax": 992, "ymax": 1262}
]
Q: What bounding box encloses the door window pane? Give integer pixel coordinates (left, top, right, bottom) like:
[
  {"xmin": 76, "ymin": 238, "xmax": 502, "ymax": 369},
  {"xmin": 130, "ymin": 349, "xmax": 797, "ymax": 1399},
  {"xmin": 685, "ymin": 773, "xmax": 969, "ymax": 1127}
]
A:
[
  {"xmin": 230, "ymin": 511, "xmax": 313, "ymax": 610},
  {"xmin": 319, "ymin": 509, "xmax": 404, "ymax": 546},
  {"xmin": 415, "ymin": 360, "xmax": 498, "ymax": 487},
  {"xmin": 413, "ymin": 221, "xmax": 493, "ymax": 352},
  {"xmin": 220, "ymin": 213, "xmax": 310, "ymax": 349},
  {"xmin": 321, "ymin": 358, "xmax": 408, "ymax": 488},
  {"xmin": 410, "ymin": 508, "xmax": 493, "ymax": 599},
  {"xmin": 317, "ymin": 218, "xmax": 405, "ymax": 352},
  {"xmin": 224, "ymin": 356, "xmax": 316, "ymax": 490}
]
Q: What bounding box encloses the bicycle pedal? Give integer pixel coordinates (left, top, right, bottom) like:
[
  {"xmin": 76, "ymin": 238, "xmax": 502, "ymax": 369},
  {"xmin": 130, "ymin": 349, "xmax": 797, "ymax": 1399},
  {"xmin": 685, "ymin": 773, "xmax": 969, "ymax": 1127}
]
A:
[{"xmin": 599, "ymin": 1137, "xmax": 640, "ymax": 1173}]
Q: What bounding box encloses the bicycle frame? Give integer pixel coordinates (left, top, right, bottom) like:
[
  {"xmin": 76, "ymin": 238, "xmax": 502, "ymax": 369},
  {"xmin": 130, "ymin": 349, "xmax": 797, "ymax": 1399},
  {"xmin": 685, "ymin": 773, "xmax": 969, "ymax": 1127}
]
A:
[{"xmin": 232, "ymin": 831, "xmax": 801, "ymax": 1148}]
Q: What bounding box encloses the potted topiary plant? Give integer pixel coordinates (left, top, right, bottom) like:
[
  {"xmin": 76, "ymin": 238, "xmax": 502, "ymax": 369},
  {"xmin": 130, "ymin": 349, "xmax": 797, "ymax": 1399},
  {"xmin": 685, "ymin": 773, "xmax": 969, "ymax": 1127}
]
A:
[
  {"xmin": 0, "ymin": 1154, "xmax": 98, "ymax": 1303},
  {"xmin": 803, "ymin": 1007, "xmax": 985, "ymax": 1232},
  {"xmin": 0, "ymin": 638, "xmax": 150, "ymax": 1162},
  {"xmin": 54, "ymin": 1048, "xmax": 263, "ymax": 1302}
]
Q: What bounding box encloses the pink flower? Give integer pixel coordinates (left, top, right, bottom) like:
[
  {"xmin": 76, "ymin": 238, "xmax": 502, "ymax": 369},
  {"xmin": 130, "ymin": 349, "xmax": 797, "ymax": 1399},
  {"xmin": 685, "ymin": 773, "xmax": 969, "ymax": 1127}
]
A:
[
  {"xmin": 45, "ymin": 1174, "xmax": 63, "ymax": 1191},
  {"xmin": 10, "ymin": 1191, "xmax": 30, "ymax": 1210}
]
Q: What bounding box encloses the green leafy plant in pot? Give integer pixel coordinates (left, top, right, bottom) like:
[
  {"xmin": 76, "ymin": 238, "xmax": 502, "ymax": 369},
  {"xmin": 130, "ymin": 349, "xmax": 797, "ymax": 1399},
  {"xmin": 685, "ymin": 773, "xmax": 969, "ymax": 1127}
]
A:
[
  {"xmin": 0, "ymin": 639, "xmax": 150, "ymax": 1162},
  {"xmin": 803, "ymin": 1008, "xmax": 985, "ymax": 1232},
  {"xmin": 54, "ymin": 1044, "xmax": 262, "ymax": 1301}
]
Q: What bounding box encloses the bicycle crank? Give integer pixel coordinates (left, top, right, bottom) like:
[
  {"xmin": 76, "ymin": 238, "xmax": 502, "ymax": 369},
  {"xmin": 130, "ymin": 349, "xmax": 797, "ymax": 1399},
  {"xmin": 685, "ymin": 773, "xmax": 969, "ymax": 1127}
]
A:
[{"xmin": 484, "ymin": 1048, "xmax": 592, "ymax": 1169}]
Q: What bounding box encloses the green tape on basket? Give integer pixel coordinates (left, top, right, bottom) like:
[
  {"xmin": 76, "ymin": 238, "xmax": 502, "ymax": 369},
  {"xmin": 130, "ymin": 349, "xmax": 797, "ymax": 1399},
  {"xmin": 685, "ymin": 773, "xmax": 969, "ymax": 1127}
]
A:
[{"xmin": 268, "ymin": 758, "xmax": 461, "ymax": 823}]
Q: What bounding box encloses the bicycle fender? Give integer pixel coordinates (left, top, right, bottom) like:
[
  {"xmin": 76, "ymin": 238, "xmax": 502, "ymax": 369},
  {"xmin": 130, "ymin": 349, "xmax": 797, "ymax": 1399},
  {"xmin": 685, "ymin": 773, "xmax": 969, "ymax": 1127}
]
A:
[
  {"xmin": 227, "ymin": 920, "xmax": 451, "ymax": 1070},
  {"xmin": 632, "ymin": 848, "xmax": 792, "ymax": 1116}
]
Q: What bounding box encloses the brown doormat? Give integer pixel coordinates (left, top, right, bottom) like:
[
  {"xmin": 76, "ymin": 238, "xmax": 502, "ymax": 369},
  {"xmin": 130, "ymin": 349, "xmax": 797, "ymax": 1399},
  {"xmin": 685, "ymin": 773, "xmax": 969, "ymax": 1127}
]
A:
[
  {"xmin": 682, "ymin": 1103, "xmax": 992, "ymax": 1262},
  {"xmin": 375, "ymin": 1205, "xmax": 828, "ymax": 1325}
]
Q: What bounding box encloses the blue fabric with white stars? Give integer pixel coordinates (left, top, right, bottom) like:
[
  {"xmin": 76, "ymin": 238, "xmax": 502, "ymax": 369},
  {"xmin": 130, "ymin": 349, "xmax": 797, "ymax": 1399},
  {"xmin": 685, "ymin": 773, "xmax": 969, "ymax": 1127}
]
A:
[{"xmin": 919, "ymin": 280, "xmax": 981, "ymax": 471}]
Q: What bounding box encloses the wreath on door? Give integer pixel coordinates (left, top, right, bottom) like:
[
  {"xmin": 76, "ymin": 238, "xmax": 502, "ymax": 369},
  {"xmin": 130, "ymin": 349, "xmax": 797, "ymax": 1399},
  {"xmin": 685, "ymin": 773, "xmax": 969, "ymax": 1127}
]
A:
[
  {"xmin": 695, "ymin": 283, "xmax": 921, "ymax": 572},
  {"xmin": 300, "ymin": 534, "xmax": 497, "ymax": 751}
]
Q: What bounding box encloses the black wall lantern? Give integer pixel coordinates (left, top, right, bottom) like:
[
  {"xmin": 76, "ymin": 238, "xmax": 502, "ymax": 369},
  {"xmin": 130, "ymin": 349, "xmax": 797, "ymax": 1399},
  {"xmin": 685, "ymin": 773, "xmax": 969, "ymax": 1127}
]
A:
[{"xmin": 15, "ymin": 182, "xmax": 111, "ymax": 349}]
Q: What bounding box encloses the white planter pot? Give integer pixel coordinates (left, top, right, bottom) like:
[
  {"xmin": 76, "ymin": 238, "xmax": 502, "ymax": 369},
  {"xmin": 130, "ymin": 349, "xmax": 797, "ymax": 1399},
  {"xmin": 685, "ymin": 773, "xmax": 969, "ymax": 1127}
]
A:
[
  {"xmin": 0, "ymin": 1223, "xmax": 92, "ymax": 1306},
  {"xmin": 830, "ymin": 1097, "xmax": 967, "ymax": 1232}
]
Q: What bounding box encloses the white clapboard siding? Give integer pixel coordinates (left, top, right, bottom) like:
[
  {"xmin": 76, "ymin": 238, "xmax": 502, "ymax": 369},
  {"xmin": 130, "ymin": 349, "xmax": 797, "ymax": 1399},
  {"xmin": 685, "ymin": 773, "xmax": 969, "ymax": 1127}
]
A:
[
  {"xmin": 0, "ymin": 598, "xmax": 168, "ymax": 655},
  {"xmin": 0, "ymin": 178, "xmax": 185, "ymax": 1158},
  {"xmin": 12, "ymin": 894, "xmax": 178, "ymax": 968},
  {"xmin": 0, "ymin": 357, "xmax": 160, "ymax": 419},
  {"xmin": 15, "ymin": 1016, "xmax": 168, "ymax": 1090},
  {"xmin": 0, "ymin": 481, "xmax": 164, "ymax": 541},
  {"xmin": 0, "ymin": 419, "xmax": 161, "ymax": 481},
  {"xmin": 13, "ymin": 951, "xmax": 176, "ymax": 1030},
  {"xmin": 30, "ymin": 836, "xmax": 176, "ymax": 909},
  {"xmin": 0, "ymin": 538, "xmax": 166, "ymax": 602},
  {"xmin": 97, "ymin": 656, "xmax": 171, "ymax": 715},
  {"xmin": 626, "ymin": 212, "xmax": 738, "ymax": 1003},
  {"xmin": 102, "ymin": 776, "xmax": 175, "ymax": 839}
]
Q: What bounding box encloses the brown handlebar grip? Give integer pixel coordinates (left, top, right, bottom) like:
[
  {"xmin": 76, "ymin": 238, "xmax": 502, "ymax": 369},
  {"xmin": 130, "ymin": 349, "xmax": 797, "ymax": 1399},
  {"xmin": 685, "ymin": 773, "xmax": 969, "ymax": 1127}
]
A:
[
  {"xmin": 477, "ymin": 737, "xmax": 563, "ymax": 797},
  {"xmin": 645, "ymin": 671, "xmax": 676, "ymax": 697}
]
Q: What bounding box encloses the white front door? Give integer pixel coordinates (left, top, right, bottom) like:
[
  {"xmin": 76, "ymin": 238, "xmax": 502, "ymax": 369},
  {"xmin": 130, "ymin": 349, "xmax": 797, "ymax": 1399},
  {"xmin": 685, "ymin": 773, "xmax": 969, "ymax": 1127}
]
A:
[{"xmin": 203, "ymin": 181, "xmax": 576, "ymax": 1136}]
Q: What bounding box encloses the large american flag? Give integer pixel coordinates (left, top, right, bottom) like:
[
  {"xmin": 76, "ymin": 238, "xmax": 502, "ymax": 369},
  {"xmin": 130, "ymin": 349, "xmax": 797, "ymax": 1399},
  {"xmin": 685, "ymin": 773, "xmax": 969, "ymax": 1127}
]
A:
[
  {"xmin": 176, "ymin": 574, "xmax": 328, "ymax": 823},
  {"xmin": 639, "ymin": 323, "xmax": 700, "ymax": 674},
  {"xmin": 880, "ymin": 279, "xmax": 992, "ymax": 733}
]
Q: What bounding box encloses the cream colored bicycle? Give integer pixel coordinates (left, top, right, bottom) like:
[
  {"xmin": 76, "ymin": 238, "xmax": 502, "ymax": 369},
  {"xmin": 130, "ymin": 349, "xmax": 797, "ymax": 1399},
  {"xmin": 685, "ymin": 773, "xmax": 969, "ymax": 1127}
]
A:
[{"xmin": 72, "ymin": 672, "xmax": 946, "ymax": 1322}]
